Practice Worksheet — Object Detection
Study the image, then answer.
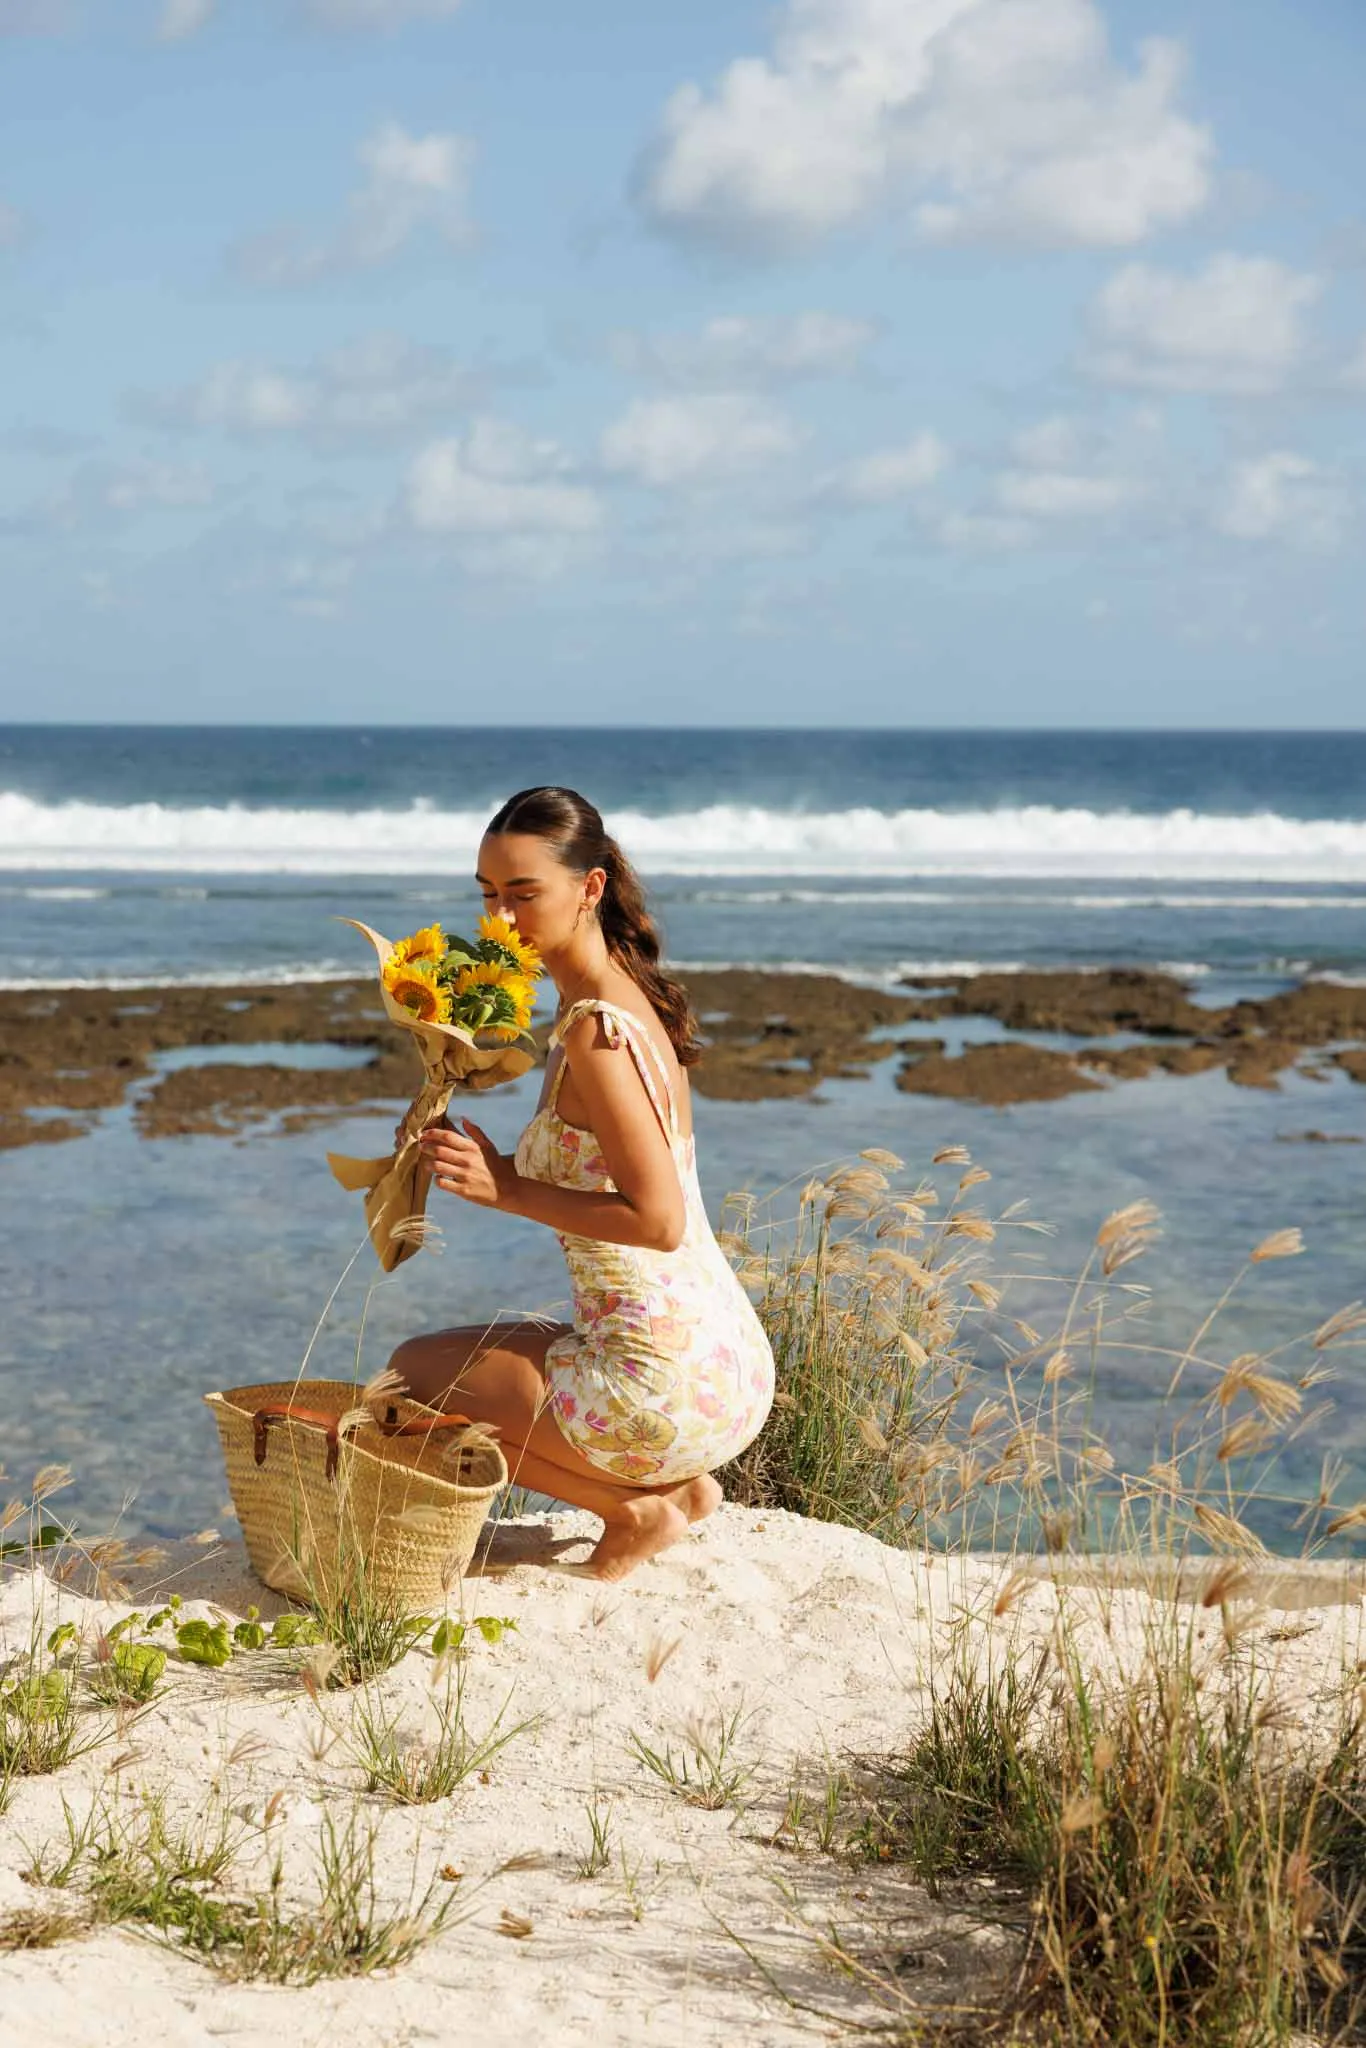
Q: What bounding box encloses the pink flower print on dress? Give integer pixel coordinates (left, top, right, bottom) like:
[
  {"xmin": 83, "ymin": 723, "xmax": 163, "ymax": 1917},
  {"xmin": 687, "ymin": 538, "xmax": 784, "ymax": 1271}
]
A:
[
  {"xmin": 552, "ymin": 1391, "xmax": 578, "ymax": 1422},
  {"xmin": 692, "ymin": 1383, "xmax": 728, "ymax": 1422}
]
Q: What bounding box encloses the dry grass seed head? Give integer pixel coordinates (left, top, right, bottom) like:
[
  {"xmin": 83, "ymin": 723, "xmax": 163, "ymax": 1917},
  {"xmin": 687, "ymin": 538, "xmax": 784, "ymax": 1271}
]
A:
[
  {"xmin": 969, "ymin": 1400, "xmax": 1007, "ymax": 1439},
  {"xmin": 644, "ymin": 1631, "xmax": 683, "ymax": 1684},
  {"xmin": 1217, "ymin": 1359, "xmax": 1303, "ymax": 1423},
  {"xmin": 1200, "ymin": 1561, "xmax": 1259, "ymax": 1608},
  {"xmin": 1192, "ymin": 1503, "xmax": 1270, "ymax": 1557},
  {"xmin": 1315, "ymin": 1302, "xmax": 1366, "ymax": 1348},
  {"xmin": 859, "ymin": 1147, "xmax": 904, "ymax": 1171},
  {"xmin": 1043, "ymin": 1349, "xmax": 1072, "ymax": 1384},
  {"xmin": 30, "ymin": 1465, "xmax": 73, "ymax": 1502},
  {"xmin": 1250, "ymin": 1228, "xmax": 1304, "ymax": 1263},
  {"xmin": 1061, "ymin": 1793, "xmax": 1103, "ymax": 1836},
  {"xmin": 1096, "ymin": 1199, "xmax": 1161, "ymax": 1248},
  {"xmin": 967, "ymin": 1280, "xmax": 1001, "ymax": 1308},
  {"xmin": 1217, "ymin": 1416, "xmax": 1277, "ymax": 1462},
  {"xmin": 933, "ymin": 1145, "xmax": 971, "ymax": 1165},
  {"xmin": 1324, "ymin": 1502, "xmax": 1366, "ymax": 1537},
  {"xmin": 946, "ymin": 1212, "xmax": 995, "ymax": 1242},
  {"xmin": 857, "ymin": 1412, "xmax": 889, "ymax": 1452},
  {"xmin": 992, "ymin": 1572, "xmax": 1034, "ymax": 1617}
]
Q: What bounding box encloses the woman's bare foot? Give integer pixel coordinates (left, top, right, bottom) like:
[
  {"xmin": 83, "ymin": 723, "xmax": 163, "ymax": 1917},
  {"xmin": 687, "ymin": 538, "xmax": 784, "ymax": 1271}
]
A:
[{"xmin": 588, "ymin": 1496, "xmax": 691, "ymax": 1580}]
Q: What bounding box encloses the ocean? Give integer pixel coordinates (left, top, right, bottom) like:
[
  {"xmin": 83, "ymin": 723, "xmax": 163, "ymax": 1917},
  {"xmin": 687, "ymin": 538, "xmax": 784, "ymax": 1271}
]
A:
[{"xmin": 2, "ymin": 725, "xmax": 1364, "ymax": 1547}]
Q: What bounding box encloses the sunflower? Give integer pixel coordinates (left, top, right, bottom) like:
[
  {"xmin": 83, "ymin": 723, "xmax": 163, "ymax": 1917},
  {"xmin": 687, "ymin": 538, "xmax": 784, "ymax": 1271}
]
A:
[
  {"xmin": 477, "ymin": 913, "xmax": 542, "ymax": 980},
  {"xmin": 452, "ymin": 960, "xmax": 535, "ymax": 1041},
  {"xmin": 382, "ymin": 958, "xmax": 452, "ymax": 1025},
  {"xmin": 393, "ymin": 921, "xmax": 446, "ymax": 967}
]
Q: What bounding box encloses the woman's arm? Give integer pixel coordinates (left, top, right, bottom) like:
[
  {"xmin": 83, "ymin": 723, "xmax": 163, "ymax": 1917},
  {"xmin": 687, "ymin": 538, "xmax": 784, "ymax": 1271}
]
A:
[{"xmin": 418, "ymin": 1011, "xmax": 686, "ymax": 1253}]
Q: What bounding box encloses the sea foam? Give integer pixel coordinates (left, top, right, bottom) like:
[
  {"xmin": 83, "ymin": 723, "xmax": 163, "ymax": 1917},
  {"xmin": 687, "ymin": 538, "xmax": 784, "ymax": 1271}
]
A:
[{"xmin": 3, "ymin": 791, "xmax": 1366, "ymax": 880}]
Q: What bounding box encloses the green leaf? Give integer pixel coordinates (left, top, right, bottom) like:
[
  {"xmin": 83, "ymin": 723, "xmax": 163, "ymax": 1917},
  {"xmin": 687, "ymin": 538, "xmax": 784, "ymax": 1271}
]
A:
[
  {"xmin": 104, "ymin": 1613, "xmax": 142, "ymax": 1645},
  {"xmin": 474, "ymin": 1615, "xmax": 516, "ymax": 1645},
  {"xmin": 174, "ymin": 1619, "xmax": 233, "ymax": 1668},
  {"xmin": 233, "ymin": 1618, "xmax": 268, "ymax": 1651},
  {"xmin": 110, "ymin": 1641, "xmax": 166, "ymax": 1698},
  {"xmin": 45, "ymin": 1621, "xmax": 78, "ymax": 1657},
  {"xmin": 3, "ymin": 1669, "xmax": 70, "ymax": 1720},
  {"xmin": 269, "ymin": 1613, "xmax": 324, "ymax": 1649},
  {"xmin": 1, "ymin": 1522, "xmax": 68, "ymax": 1559},
  {"xmin": 430, "ymin": 1619, "xmax": 465, "ymax": 1658}
]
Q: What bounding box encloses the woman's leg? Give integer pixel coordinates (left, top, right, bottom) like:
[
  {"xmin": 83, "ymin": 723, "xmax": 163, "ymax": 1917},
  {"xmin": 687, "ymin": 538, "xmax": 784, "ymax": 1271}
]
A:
[{"xmin": 386, "ymin": 1321, "xmax": 721, "ymax": 1579}]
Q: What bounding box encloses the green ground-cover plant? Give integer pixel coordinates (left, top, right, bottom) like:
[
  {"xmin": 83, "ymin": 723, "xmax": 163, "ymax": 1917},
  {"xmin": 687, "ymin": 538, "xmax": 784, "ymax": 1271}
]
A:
[
  {"xmin": 24, "ymin": 1785, "xmax": 474, "ymax": 1983},
  {"xmin": 574, "ymin": 1794, "xmax": 614, "ymax": 1879},
  {"xmin": 628, "ymin": 1702, "xmax": 756, "ymax": 1812},
  {"xmin": 343, "ymin": 1628, "xmax": 534, "ymax": 1803}
]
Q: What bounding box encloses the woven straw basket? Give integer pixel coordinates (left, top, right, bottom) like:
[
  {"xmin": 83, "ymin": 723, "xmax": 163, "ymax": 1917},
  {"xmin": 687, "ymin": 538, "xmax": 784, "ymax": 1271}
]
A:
[{"xmin": 206, "ymin": 1380, "xmax": 508, "ymax": 1611}]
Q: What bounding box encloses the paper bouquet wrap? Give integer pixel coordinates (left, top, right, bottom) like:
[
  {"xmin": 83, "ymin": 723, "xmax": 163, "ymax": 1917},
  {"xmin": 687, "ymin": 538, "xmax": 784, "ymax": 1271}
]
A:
[{"xmin": 326, "ymin": 920, "xmax": 537, "ymax": 1272}]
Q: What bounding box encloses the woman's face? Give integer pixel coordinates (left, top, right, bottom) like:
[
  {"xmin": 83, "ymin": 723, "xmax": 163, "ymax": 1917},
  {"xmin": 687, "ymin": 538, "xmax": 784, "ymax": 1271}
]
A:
[{"xmin": 475, "ymin": 831, "xmax": 602, "ymax": 951}]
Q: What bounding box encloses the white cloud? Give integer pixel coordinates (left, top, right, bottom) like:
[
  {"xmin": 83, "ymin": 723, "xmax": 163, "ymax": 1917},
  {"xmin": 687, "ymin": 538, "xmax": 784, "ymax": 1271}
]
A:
[
  {"xmin": 138, "ymin": 334, "xmax": 480, "ymax": 442},
  {"xmin": 232, "ymin": 122, "xmax": 475, "ymax": 285},
  {"xmin": 1085, "ymin": 254, "xmax": 1321, "ymax": 394},
  {"xmin": 934, "ymin": 510, "xmax": 1036, "ymax": 552},
  {"xmin": 27, "ymin": 456, "xmax": 216, "ymax": 530},
  {"xmin": 278, "ymin": 553, "xmax": 355, "ymax": 618},
  {"xmin": 406, "ymin": 421, "xmax": 602, "ymax": 538},
  {"xmin": 823, "ymin": 431, "xmax": 948, "ymax": 504},
  {"xmin": 611, "ymin": 312, "xmax": 876, "ymax": 387},
  {"xmin": 601, "ymin": 393, "xmax": 798, "ymax": 487},
  {"xmin": 304, "ymin": 0, "xmax": 463, "ymax": 24},
  {"xmin": 1342, "ymin": 338, "xmax": 1366, "ymax": 391},
  {"xmin": 98, "ymin": 458, "xmax": 214, "ymax": 512},
  {"xmin": 157, "ymin": 0, "xmax": 212, "ymax": 41},
  {"xmin": 638, "ymin": 0, "xmax": 1212, "ymax": 255},
  {"xmin": 1214, "ymin": 453, "xmax": 1347, "ymax": 551},
  {"xmin": 995, "ymin": 469, "xmax": 1135, "ymax": 517},
  {"xmin": 1011, "ymin": 415, "xmax": 1086, "ymax": 471}
]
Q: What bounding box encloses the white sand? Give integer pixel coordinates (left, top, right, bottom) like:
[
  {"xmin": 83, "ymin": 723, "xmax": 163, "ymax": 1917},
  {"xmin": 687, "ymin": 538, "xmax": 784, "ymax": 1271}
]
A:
[{"xmin": 2, "ymin": 1505, "xmax": 1363, "ymax": 2048}]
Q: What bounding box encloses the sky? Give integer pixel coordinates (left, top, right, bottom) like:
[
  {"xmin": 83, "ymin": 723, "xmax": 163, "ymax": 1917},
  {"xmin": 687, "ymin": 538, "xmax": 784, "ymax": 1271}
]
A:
[{"xmin": 0, "ymin": 0, "xmax": 1363, "ymax": 727}]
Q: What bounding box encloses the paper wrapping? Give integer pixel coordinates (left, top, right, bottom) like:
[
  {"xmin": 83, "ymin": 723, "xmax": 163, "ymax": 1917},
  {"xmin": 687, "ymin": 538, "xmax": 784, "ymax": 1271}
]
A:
[{"xmin": 326, "ymin": 919, "xmax": 536, "ymax": 1272}]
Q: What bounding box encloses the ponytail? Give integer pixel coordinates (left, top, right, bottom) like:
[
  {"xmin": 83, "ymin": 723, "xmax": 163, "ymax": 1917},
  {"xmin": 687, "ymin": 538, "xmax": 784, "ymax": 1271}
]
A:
[{"xmin": 483, "ymin": 786, "xmax": 703, "ymax": 1066}]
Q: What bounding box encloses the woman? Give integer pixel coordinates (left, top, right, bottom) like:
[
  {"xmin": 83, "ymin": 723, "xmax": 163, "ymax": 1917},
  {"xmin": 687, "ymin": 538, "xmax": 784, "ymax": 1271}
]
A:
[{"xmin": 389, "ymin": 786, "xmax": 776, "ymax": 1581}]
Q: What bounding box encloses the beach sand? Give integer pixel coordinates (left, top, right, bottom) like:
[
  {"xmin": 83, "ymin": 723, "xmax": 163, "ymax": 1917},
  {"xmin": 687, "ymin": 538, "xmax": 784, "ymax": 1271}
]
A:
[{"xmin": 3, "ymin": 1504, "xmax": 1364, "ymax": 2047}]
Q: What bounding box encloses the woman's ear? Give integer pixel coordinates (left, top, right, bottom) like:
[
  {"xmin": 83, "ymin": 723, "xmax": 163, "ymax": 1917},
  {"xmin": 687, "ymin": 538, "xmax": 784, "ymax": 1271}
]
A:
[{"xmin": 583, "ymin": 864, "xmax": 608, "ymax": 911}]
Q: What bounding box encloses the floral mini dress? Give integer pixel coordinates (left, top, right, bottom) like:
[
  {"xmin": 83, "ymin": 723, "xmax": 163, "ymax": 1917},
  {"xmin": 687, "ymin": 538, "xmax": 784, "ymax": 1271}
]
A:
[{"xmin": 513, "ymin": 998, "xmax": 775, "ymax": 1485}]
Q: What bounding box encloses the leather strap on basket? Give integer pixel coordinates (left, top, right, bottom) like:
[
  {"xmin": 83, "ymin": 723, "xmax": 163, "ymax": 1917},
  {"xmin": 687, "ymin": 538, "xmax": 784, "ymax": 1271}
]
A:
[
  {"xmin": 252, "ymin": 1404, "xmax": 354, "ymax": 1482},
  {"xmin": 251, "ymin": 1400, "xmax": 476, "ymax": 1484},
  {"xmin": 375, "ymin": 1404, "xmax": 473, "ymax": 1439}
]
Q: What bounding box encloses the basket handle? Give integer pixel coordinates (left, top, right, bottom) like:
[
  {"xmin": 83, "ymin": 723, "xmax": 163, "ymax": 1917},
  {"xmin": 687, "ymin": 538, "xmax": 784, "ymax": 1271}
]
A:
[
  {"xmin": 252, "ymin": 1403, "xmax": 358, "ymax": 1482},
  {"xmin": 374, "ymin": 1403, "xmax": 474, "ymax": 1439},
  {"xmin": 250, "ymin": 1400, "xmax": 479, "ymax": 1484}
]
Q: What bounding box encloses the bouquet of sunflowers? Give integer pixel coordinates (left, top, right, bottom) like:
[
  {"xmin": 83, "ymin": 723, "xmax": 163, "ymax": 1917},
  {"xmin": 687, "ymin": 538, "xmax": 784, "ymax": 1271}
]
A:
[
  {"xmin": 327, "ymin": 913, "xmax": 543, "ymax": 1272},
  {"xmin": 381, "ymin": 914, "xmax": 541, "ymax": 1041}
]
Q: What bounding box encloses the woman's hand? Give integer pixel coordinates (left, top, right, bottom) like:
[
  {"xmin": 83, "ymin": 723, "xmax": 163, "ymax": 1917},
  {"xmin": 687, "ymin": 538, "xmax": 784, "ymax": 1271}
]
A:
[{"xmin": 418, "ymin": 1117, "xmax": 518, "ymax": 1211}]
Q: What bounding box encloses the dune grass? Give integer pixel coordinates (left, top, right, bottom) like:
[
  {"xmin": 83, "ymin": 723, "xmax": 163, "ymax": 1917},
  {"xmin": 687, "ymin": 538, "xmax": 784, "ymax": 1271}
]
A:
[{"xmin": 717, "ymin": 1144, "xmax": 1366, "ymax": 2043}]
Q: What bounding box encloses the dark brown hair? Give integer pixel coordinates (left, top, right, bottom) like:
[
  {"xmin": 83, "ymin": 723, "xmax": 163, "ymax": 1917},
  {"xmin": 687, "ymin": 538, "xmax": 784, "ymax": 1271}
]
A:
[{"xmin": 484, "ymin": 786, "xmax": 702, "ymax": 1067}]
